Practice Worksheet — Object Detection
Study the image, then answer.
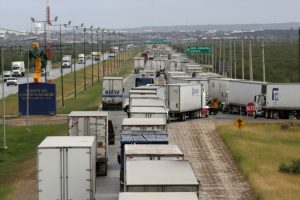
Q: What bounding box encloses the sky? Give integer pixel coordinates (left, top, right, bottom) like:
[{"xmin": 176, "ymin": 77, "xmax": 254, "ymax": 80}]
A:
[{"xmin": 1, "ymin": 0, "xmax": 300, "ymax": 31}]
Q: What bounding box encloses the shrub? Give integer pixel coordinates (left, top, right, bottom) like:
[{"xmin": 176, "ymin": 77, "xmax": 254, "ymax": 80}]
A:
[{"xmin": 279, "ymin": 159, "xmax": 300, "ymax": 174}]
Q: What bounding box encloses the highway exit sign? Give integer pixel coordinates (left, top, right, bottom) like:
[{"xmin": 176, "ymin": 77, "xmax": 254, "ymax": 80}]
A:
[{"xmin": 186, "ymin": 46, "xmax": 211, "ymax": 54}]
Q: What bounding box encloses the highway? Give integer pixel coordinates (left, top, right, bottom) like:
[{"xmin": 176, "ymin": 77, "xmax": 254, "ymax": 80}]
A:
[{"xmin": 0, "ymin": 53, "xmax": 109, "ymax": 100}]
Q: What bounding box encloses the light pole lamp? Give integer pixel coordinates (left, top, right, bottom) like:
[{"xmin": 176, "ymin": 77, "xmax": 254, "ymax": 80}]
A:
[
  {"xmin": 51, "ymin": 20, "xmax": 71, "ymax": 108},
  {"xmin": 64, "ymin": 22, "xmax": 84, "ymax": 98},
  {"xmin": 90, "ymin": 26, "xmax": 94, "ymax": 85},
  {"xmin": 30, "ymin": 16, "xmax": 58, "ymax": 82},
  {"xmin": 96, "ymin": 27, "xmax": 100, "ymax": 82}
]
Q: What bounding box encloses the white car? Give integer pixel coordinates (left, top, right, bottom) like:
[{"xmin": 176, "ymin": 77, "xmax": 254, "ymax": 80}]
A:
[{"xmin": 6, "ymin": 77, "xmax": 18, "ymax": 86}]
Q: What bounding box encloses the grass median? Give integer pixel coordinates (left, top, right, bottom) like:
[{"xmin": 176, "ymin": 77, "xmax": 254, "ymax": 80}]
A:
[
  {"xmin": 217, "ymin": 122, "xmax": 300, "ymax": 200},
  {"xmin": 0, "ymin": 124, "xmax": 68, "ymax": 199}
]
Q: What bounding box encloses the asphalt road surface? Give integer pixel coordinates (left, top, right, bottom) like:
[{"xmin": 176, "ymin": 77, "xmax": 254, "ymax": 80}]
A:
[{"xmin": 0, "ymin": 53, "xmax": 109, "ymax": 99}]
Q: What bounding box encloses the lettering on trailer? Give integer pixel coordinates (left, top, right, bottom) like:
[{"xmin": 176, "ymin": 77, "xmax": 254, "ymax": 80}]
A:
[
  {"xmin": 103, "ymin": 90, "xmax": 122, "ymax": 97},
  {"xmin": 192, "ymin": 88, "xmax": 199, "ymax": 96},
  {"xmin": 272, "ymin": 88, "xmax": 279, "ymax": 102}
]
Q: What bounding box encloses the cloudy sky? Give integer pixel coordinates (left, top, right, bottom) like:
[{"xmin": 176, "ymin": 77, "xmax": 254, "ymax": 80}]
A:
[{"xmin": 1, "ymin": 0, "xmax": 300, "ymax": 31}]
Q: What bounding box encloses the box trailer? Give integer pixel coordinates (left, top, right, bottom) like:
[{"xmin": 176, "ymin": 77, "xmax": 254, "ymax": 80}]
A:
[
  {"xmin": 102, "ymin": 77, "xmax": 124, "ymax": 110},
  {"xmin": 124, "ymin": 160, "xmax": 198, "ymax": 193},
  {"xmin": 134, "ymin": 57, "xmax": 145, "ymax": 73},
  {"xmin": 225, "ymin": 80, "xmax": 266, "ymax": 114},
  {"xmin": 130, "ymin": 106, "xmax": 168, "ymax": 122},
  {"xmin": 166, "ymin": 71, "xmax": 186, "ymax": 83},
  {"xmin": 130, "ymin": 98, "xmax": 165, "ymax": 108},
  {"xmin": 131, "ymin": 85, "xmax": 166, "ymax": 101},
  {"xmin": 129, "ymin": 89, "xmax": 157, "ymax": 96},
  {"xmin": 119, "ymin": 192, "xmax": 198, "ymax": 200},
  {"xmin": 167, "ymin": 83, "xmax": 208, "ymax": 121},
  {"xmin": 168, "ymin": 75, "xmax": 193, "ymax": 84},
  {"xmin": 254, "ymin": 83, "xmax": 300, "ymax": 119},
  {"xmin": 122, "ymin": 118, "xmax": 167, "ymax": 131},
  {"xmin": 119, "ymin": 131, "xmax": 169, "ymax": 187},
  {"xmin": 68, "ymin": 111, "xmax": 108, "ymax": 176},
  {"xmin": 135, "ymin": 78, "xmax": 154, "ymax": 87},
  {"xmin": 37, "ymin": 136, "xmax": 96, "ymax": 200}
]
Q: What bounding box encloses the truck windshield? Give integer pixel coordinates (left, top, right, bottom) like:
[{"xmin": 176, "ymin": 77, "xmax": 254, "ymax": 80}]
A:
[{"xmin": 12, "ymin": 67, "xmax": 19, "ymax": 70}]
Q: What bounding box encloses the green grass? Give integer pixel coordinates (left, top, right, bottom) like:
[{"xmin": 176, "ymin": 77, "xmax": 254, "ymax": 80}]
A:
[
  {"xmin": 0, "ymin": 50, "xmax": 138, "ymax": 115},
  {"xmin": 217, "ymin": 122, "xmax": 300, "ymax": 200},
  {"xmin": 0, "ymin": 124, "xmax": 68, "ymax": 199}
]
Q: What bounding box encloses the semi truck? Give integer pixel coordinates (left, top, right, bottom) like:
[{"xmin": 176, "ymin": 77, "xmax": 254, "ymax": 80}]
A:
[
  {"xmin": 124, "ymin": 160, "xmax": 198, "ymax": 193},
  {"xmin": 119, "ymin": 130, "xmax": 169, "ymax": 189},
  {"xmin": 78, "ymin": 53, "xmax": 85, "ymax": 64},
  {"xmin": 11, "ymin": 61, "xmax": 25, "ymax": 77},
  {"xmin": 254, "ymin": 83, "xmax": 300, "ymax": 119},
  {"xmin": 3, "ymin": 70, "xmax": 12, "ymax": 82},
  {"xmin": 102, "ymin": 77, "xmax": 124, "ymax": 110},
  {"xmin": 119, "ymin": 192, "xmax": 199, "ymax": 200},
  {"xmin": 133, "ymin": 57, "xmax": 145, "ymax": 73},
  {"xmin": 37, "ymin": 136, "xmax": 96, "ymax": 200},
  {"xmin": 91, "ymin": 51, "xmax": 101, "ymax": 61},
  {"xmin": 62, "ymin": 55, "xmax": 72, "ymax": 68},
  {"xmin": 122, "ymin": 118, "xmax": 167, "ymax": 131},
  {"xmin": 167, "ymin": 83, "xmax": 208, "ymax": 121},
  {"xmin": 68, "ymin": 111, "xmax": 109, "ymax": 176},
  {"xmin": 224, "ymin": 80, "xmax": 266, "ymax": 114}
]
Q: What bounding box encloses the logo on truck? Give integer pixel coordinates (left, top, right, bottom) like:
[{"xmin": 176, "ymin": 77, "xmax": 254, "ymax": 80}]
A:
[
  {"xmin": 272, "ymin": 88, "xmax": 279, "ymax": 101},
  {"xmin": 105, "ymin": 90, "xmax": 120, "ymax": 95},
  {"xmin": 192, "ymin": 88, "xmax": 199, "ymax": 96}
]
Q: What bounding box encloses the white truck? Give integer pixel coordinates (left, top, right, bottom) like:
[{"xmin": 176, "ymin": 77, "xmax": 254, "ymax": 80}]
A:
[
  {"xmin": 11, "ymin": 61, "xmax": 25, "ymax": 77},
  {"xmin": 68, "ymin": 111, "xmax": 109, "ymax": 176},
  {"xmin": 167, "ymin": 83, "xmax": 208, "ymax": 121},
  {"xmin": 37, "ymin": 136, "xmax": 96, "ymax": 200},
  {"xmin": 254, "ymin": 83, "xmax": 300, "ymax": 119},
  {"xmin": 124, "ymin": 160, "xmax": 198, "ymax": 193},
  {"xmin": 129, "ymin": 106, "xmax": 169, "ymax": 123},
  {"xmin": 62, "ymin": 55, "xmax": 72, "ymax": 68},
  {"xmin": 119, "ymin": 192, "xmax": 199, "ymax": 200},
  {"xmin": 134, "ymin": 57, "xmax": 145, "ymax": 73},
  {"xmin": 122, "ymin": 118, "xmax": 167, "ymax": 131},
  {"xmin": 139, "ymin": 70, "xmax": 156, "ymax": 79},
  {"xmin": 78, "ymin": 53, "xmax": 85, "ymax": 64},
  {"xmin": 91, "ymin": 51, "xmax": 101, "ymax": 61},
  {"xmin": 224, "ymin": 80, "xmax": 266, "ymax": 114},
  {"xmin": 3, "ymin": 70, "xmax": 12, "ymax": 82},
  {"xmin": 102, "ymin": 77, "xmax": 124, "ymax": 110}
]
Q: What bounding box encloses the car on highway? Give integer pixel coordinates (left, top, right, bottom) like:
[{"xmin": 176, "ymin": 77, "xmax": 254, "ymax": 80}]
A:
[
  {"xmin": 6, "ymin": 77, "xmax": 18, "ymax": 86},
  {"xmin": 41, "ymin": 68, "xmax": 49, "ymax": 76}
]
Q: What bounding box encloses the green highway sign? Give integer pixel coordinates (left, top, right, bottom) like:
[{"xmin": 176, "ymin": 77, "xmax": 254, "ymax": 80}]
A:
[
  {"xmin": 148, "ymin": 39, "xmax": 168, "ymax": 44},
  {"xmin": 186, "ymin": 46, "xmax": 212, "ymax": 54}
]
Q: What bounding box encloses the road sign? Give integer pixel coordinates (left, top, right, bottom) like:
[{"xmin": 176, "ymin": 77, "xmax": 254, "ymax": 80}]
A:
[
  {"xmin": 148, "ymin": 39, "xmax": 167, "ymax": 44},
  {"xmin": 246, "ymin": 102, "xmax": 255, "ymax": 115},
  {"xmin": 234, "ymin": 118, "xmax": 246, "ymax": 129},
  {"xmin": 186, "ymin": 46, "xmax": 211, "ymax": 54}
]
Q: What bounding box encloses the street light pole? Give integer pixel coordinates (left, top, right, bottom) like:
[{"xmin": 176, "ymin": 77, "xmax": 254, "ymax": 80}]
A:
[
  {"xmin": 91, "ymin": 26, "xmax": 94, "ymax": 85},
  {"xmin": 96, "ymin": 28, "xmax": 100, "ymax": 82},
  {"xmin": 65, "ymin": 23, "xmax": 84, "ymax": 98},
  {"xmin": 101, "ymin": 29, "xmax": 105, "ymax": 77},
  {"xmin": 1, "ymin": 48, "xmax": 7, "ymax": 149},
  {"xmin": 51, "ymin": 20, "xmax": 71, "ymax": 107},
  {"xmin": 83, "ymin": 27, "xmax": 87, "ymax": 91}
]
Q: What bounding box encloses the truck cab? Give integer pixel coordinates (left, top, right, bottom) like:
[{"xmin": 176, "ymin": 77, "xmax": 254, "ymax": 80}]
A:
[
  {"xmin": 11, "ymin": 61, "xmax": 25, "ymax": 77},
  {"xmin": 62, "ymin": 55, "xmax": 72, "ymax": 68}
]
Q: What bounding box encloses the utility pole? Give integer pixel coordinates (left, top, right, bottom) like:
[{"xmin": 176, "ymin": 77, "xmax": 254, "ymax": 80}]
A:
[
  {"xmin": 222, "ymin": 39, "xmax": 225, "ymax": 76},
  {"xmin": 1, "ymin": 48, "xmax": 7, "ymax": 149},
  {"xmin": 298, "ymin": 28, "xmax": 300, "ymax": 82},
  {"xmin": 229, "ymin": 40, "xmax": 232, "ymax": 78},
  {"xmin": 242, "ymin": 39, "xmax": 245, "ymax": 80},
  {"xmin": 219, "ymin": 40, "xmax": 222, "ymax": 74},
  {"xmin": 249, "ymin": 40, "xmax": 253, "ymax": 81},
  {"xmin": 211, "ymin": 39, "xmax": 214, "ymax": 72},
  {"xmin": 262, "ymin": 40, "xmax": 266, "ymax": 82},
  {"xmin": 234, "ymin": 40, "xmax": 237, "ymax": 79}
]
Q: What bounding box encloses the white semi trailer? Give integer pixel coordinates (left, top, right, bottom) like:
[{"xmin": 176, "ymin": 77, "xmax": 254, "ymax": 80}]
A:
[
  {"xmin": 254, "ymin": 83, "xmax": 300, "ymax": 119},
  {"xmin": 102, "ymin": 77, "xmax": 124, "ymax": 110},
  {"xmin": 68, "ymin": 111, "xmax": 109, "ymax": 176},
  {"xmin": 167, "ymin": 83, "xmax": 208, "ymax": 121},
  {"xmin": 124, "ymin": 160, "xmax": 198, "ymax": 193},
  {"xmin": 37, "ymin": 136, "xmax": 96, "ymax": 200}
]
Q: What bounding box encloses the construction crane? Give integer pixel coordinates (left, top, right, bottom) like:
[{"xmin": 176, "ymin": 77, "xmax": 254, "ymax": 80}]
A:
[{"xmin": 29, "ymin": 42, "xmax": 47, "ymax": 83}]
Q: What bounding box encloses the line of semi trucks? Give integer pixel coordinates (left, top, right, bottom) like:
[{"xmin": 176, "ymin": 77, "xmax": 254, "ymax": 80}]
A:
[{"xmin": 36, "ymin": 44, "xmax": 300, "ymax": 200}]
